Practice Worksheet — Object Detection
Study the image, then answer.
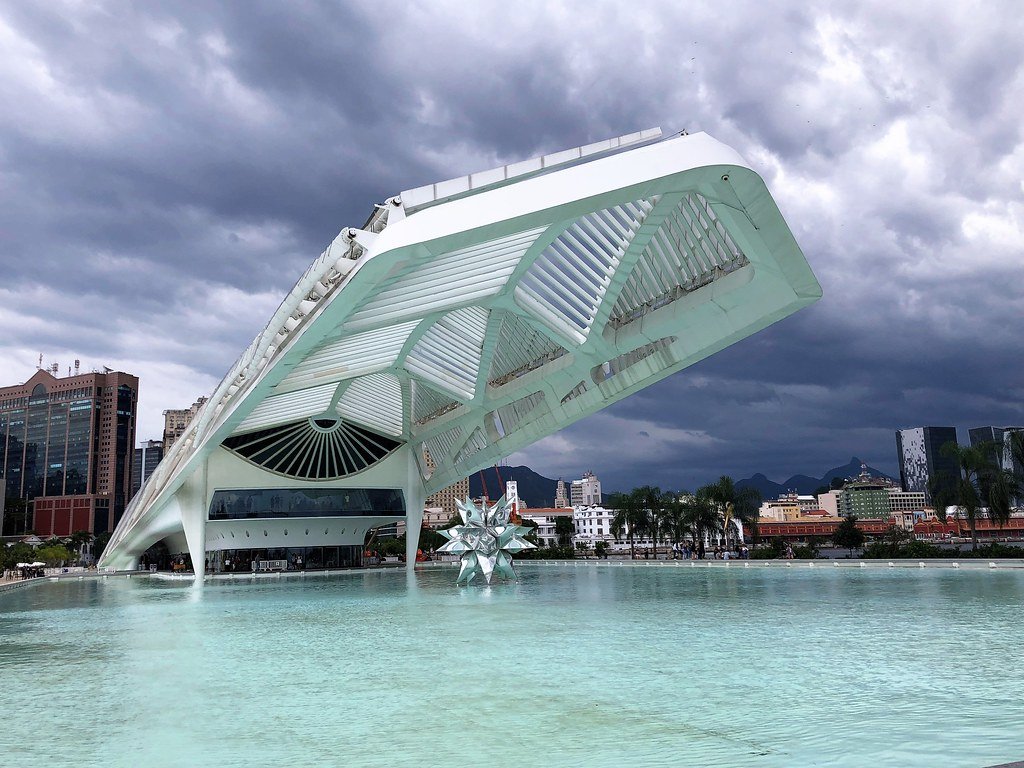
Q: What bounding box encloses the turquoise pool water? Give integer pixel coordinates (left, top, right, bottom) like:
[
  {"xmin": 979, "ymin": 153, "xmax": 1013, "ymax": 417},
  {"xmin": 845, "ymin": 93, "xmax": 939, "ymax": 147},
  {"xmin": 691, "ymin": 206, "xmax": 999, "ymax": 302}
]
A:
[{"xmin": 1, "ymin": 565, "xmax": 1022, "ymax": 768}]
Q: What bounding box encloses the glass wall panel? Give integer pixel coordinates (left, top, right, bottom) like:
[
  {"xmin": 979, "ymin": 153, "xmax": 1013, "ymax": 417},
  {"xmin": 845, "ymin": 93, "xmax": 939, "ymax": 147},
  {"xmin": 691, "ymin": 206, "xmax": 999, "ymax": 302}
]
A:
[{"xmin": 208, "ymin": 488, "xmax": 405, "ymax": 520}]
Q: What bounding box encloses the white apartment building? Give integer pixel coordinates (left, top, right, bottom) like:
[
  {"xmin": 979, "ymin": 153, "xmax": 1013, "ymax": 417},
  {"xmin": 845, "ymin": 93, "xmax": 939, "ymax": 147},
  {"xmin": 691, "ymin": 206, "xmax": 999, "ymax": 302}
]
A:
[
  {"xmin": 887, "ymin": 488, "xmax": 928, "ymax": 513},
  {"xmin": 521, "ymin": 507, "xmax": 574, "ymax": 547},
  {"xmin": 570, "ymin": 471, "xmax": 602, "ymax": 506},
  {"xmin": 572, "ymin": 504, "xmax": 613, "ymax": 545}
]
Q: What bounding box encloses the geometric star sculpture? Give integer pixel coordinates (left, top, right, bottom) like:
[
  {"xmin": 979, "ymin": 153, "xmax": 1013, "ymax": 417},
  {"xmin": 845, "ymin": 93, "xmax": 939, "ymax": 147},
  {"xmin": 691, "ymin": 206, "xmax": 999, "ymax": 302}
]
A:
[{"xmin": 437, "ymin": 495, "xmax": 536, "ymax": 585}]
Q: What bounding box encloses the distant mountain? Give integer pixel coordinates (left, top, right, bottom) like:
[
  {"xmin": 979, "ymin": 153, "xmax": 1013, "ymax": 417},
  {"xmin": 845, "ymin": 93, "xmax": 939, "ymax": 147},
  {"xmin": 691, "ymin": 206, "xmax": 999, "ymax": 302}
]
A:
[
  {"xmin": 736, "ymin": 457, "xmax": 897, "ymax": 498},
  {"xmin": 468, "ymin": 465, "xmax": 560, "ymax": 508}
]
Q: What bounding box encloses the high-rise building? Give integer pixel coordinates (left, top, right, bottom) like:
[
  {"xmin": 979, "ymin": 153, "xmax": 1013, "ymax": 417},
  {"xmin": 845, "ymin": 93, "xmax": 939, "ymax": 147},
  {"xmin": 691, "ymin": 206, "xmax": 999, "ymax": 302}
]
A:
[
  {"xmin": 131, "ymin": 439, "xmax": 164, "ymax": 500},
  {"xmin": 895, "ymin": 427, "xmax": 959, "ymax": 502},
  {"xmin": 0, "ymin": 367, "xmax": 138, "ymax": 536},
  {"xmin": 554, "ymin": 479, "xmax": 569, "ymax": 508},
  {"xmin": 839, "ymin": 478, "xmax": 891, "ymax": 519},
  {"xmin": 970, "ymin": 426, "xmax": 1024, "ymax": 505},
  {"xmin": 421, "ymin": 450, "xmax": 469, "ymax": 524},
  {"xmin": 570, "ymin": 471, "xmax": 601, "ymax": 506},
  {"xmin": 162, "ymin": 396, "xmax": 208, "ymax": 452}
]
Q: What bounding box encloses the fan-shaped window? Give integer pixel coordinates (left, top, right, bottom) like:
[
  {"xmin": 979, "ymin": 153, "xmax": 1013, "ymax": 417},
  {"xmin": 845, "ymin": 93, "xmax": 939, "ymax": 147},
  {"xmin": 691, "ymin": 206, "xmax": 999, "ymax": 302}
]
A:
[{"xmin": 222, "ymin": 417, "xmax": 402, "ymax": 479}]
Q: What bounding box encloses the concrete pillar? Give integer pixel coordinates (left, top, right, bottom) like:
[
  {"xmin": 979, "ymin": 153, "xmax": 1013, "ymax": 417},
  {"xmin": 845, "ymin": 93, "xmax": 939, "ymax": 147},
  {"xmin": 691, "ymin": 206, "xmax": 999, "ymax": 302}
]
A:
[
  {"xmin": 405, "ymin": 450, "xmax": 426, "ymax": 571},
  {"xmin": 178, "ymin": 460, "xmax": 209, "ymax": 586}
]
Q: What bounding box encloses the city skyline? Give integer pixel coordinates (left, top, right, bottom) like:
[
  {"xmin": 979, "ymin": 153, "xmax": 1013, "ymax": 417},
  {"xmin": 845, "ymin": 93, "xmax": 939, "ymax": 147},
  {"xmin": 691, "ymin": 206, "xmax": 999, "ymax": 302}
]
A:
[{"xmin": 2, "ymin": 3, "xmax": 1022, "ymax": 494}]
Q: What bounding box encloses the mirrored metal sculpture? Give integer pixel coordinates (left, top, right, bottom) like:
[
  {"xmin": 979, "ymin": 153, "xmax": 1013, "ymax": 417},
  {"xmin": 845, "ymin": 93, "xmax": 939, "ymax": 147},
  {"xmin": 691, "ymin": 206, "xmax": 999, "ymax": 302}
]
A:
[{"xmin": 437, "ymin": 495, "xmax": 535, "ymax": 585}]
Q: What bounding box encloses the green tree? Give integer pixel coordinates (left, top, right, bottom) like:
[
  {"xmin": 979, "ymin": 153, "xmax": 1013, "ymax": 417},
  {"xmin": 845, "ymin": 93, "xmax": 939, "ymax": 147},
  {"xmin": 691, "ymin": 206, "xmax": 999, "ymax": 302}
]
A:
[
  {"xmin": 939, "ymin": 440, "xmax": 1017, "ymax": 550},
  {"xmin": 683, "ymin": 488, "xmax": 722, "ymax": 559},
  {"xmin": 418, "ymin": 526, "xmax": 446, "ymax": 554},
  {"xmin": 594, "ymin": 540, "xmax": 609, "ymax": 559},
  {"xmin": 633, "ymin": 485, "xmax": 666, "ymax": 558},
  {"xmin": 36, "ymin": 544, "xmax": 73, "ymax": 567},
  {"xmin": 554, "ymin": 516, "xmax": 574, "ymax": 549},
  {"xmin": 833, "ymin": 515, "xmax": 865, "ymax": 556},
  {"xmin": 93, "ymin": 532, "xmax": 112, "ymax": 560},
  {"xmin": 881, "ymin": 524, "xmax": 911, "ymax": 558},
  {"xmin": 68, "ymin": 530, "xmax": 94, "ymax": 561},
  {"xmin": 661, "ymin": 493, "xmax": 690, "ymax": 552},
  {"xmin": 520, "ymin": 518, "xmax": 539, "ymax": 546},
  {"xmin": 703, "ymin": 476, "xmax": 761, "ymax": 545},
  {"xmin": 610, "ymin": 489, "xmax": 647, "ymax": 560}
]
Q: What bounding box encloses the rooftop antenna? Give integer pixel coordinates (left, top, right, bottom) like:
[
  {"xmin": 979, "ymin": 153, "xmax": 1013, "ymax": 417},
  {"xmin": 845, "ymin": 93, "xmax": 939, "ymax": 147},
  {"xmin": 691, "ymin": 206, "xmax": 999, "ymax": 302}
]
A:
[
  {"xmin": 74, "ymin": 359, "xmax": 80, "ymax": 375},
  {"xmin": 50, "ymin": 362, "xmax": 59, "ymax": 376},
  {"xmin": 37, "ymin": 353, "xmax": 42, "ymax": 370}
]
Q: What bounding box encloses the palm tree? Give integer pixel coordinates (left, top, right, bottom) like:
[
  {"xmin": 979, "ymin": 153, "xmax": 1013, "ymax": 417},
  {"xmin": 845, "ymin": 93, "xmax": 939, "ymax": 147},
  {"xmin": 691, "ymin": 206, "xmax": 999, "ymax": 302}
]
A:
[
  {"xmin": 610, "ymin": 489, "xmax": 647, "ymax": 560},
  {"xmin": 683, "ymin": 489, "xmax": 721, "ymax": 559},
  {"xmin": 633, "ymin": 485, "xmax": 665, "ymax": 559},
  {"xmin": 661, "ymin": 492, "xmax": 690, "ymax": 555},
  {"xmin": 703, "ymin": 476, "xmax": 761, "ymax": 547},
  {"xmin": 939, "ymin": 440, "xmax": 1018, "ymax": 550}
]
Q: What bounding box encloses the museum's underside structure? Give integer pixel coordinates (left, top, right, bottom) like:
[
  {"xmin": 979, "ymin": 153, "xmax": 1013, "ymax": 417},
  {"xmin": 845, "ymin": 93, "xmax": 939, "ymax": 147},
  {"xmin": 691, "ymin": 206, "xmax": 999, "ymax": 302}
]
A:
[{"xmin": 100, "ymin": 128, "xmax": 821, "ymax": 577}]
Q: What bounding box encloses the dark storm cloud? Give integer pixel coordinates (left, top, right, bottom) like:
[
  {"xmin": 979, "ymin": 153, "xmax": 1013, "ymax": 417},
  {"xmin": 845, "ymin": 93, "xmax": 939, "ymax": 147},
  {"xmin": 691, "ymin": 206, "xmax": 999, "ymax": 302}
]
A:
[{"xmin": 1, "ymin": 1, "xmax": 1021, "ymax": 489}]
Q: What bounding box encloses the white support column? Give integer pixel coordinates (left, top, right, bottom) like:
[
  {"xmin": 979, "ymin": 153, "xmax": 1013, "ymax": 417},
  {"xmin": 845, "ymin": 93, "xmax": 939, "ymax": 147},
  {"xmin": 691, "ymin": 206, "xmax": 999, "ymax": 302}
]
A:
[
  {"xmin": 178, "ymin": 459, "xmax": 209, "ymax": 586},
  {"xmin": 405, "ymin": 449, "xmax": 426, "ymax": 570}
]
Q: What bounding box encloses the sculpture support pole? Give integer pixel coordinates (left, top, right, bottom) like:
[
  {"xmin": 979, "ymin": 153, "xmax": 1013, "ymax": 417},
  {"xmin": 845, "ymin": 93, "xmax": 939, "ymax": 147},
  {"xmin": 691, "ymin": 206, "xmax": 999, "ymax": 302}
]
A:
[{"xmin": 405, "ymin": 450, "xmax": 425, "ymax": 571}]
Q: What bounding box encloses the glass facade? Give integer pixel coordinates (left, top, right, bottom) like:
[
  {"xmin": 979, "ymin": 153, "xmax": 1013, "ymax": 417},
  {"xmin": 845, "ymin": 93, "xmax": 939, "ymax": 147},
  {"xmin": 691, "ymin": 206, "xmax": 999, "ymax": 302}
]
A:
[
  {"xmin": 208, "ymin": 488, "xmax": 405, "ymax": 520},
  {"xmin": 1, "ymin": 372, "xmax": 137, "ymax": 535},
  {"xmin": 208, "ymin": 546, "xmax": 363, "ymax": 571}
]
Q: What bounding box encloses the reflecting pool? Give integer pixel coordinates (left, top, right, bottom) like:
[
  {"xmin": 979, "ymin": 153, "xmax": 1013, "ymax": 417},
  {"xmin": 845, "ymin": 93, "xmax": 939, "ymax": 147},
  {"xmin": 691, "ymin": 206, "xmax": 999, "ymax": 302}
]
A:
[{"xmin": 2, "ymin": 565, "xmax": 1022, "ymax": 768}]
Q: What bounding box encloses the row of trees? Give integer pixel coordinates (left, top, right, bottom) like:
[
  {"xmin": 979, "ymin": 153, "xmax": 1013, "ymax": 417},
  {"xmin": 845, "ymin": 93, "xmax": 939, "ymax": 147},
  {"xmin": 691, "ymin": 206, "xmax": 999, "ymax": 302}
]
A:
[
  {"xmin": 932, "ymin": 434, "xmax": 1024, "ymax": 550},
  {"xmin": 608, "ymin": 476, "xmax": 761, "ymax": 559},
  {"xmin": 0, "ymin": 530, "xmax": 107, "ymax": 572}
]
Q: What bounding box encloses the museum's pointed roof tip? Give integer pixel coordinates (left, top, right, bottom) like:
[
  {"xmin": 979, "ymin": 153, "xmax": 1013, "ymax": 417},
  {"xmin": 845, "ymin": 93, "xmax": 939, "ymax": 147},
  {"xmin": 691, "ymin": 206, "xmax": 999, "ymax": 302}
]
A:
[{"xmin": 101, "ymin": 126, "xmax": 819, "ymax": 570}]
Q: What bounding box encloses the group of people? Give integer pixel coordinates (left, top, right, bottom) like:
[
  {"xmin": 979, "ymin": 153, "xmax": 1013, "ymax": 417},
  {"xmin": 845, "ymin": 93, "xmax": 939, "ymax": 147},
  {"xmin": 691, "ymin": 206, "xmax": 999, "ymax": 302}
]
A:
[
  {"xmin": 1, "ymin": 566, "xmax": 44, "ymax": 580},
  {"xmin": 670, "ymin": 543, "xmax": 752, "ymax": 560}
]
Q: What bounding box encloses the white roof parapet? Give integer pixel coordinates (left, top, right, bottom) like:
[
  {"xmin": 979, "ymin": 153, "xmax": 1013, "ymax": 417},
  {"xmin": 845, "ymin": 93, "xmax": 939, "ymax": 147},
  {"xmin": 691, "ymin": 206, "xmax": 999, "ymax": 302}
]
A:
[
  {"xmin": 102, "ymin": 128, "xmax": 821, "ymax": 566},
  {"xmin": 400, "ymin": 128, "xmax": 664, "ymax": 213}
]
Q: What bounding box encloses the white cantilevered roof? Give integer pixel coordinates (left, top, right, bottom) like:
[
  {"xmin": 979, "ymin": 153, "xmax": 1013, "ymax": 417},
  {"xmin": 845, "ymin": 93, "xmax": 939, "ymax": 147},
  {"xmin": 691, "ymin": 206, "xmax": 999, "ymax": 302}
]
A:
[{"xmin": 105, "ymin": 128, "xmax": 821, "ymax": 558}]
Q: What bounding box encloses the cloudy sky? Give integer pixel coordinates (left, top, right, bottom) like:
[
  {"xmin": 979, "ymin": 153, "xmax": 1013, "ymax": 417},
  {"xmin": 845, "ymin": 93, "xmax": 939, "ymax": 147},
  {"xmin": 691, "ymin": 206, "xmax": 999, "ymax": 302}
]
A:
[{"xmin": 2, "ymin": 1, "xmax": 1022, "ymax": 492}]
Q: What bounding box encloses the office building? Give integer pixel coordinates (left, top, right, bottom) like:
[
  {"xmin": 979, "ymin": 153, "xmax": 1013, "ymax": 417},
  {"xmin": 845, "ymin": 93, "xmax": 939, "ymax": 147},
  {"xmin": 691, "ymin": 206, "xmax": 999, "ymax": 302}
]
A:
[
  {"xmin": 0, "ymin": 366, "xmax": 138, "ymax": 536},
  {"xmin": 570, "ymin": 472, "xmax": 602, "ymax": 507},
  {"xmin": 554, "ymin": 479, "xmax": 569, "ymax": 508},
  {"xmin": 131, "ymin": 439, "xmax": 164, "ymax": 500},
  {"xmin": 896, "ymin": 427, "xmax": 959, "ymax": 502},
  {"xmin": 839, "ymin": 478, "xmax": 892, "ymax": 519}
]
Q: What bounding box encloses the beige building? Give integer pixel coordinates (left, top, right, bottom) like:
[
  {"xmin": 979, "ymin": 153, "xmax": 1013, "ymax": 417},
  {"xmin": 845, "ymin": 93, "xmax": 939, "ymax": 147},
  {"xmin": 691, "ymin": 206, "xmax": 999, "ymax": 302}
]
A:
[
  {"xmin": 817, "ymin": 490, "xmax": 842, "ymax": 517},
  {"xmin": 162, "ymin": 396, "xmax": 208, "ymax": 451},
  {"xmin": 421, "ymin": 450, "xmax": 469, "ymax": 524}
]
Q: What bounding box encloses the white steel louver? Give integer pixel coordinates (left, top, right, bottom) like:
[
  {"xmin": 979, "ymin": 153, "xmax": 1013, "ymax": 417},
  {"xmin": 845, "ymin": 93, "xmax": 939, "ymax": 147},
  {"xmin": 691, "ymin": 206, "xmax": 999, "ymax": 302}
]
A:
[
  {"xmin": 610, "ymin": 193, "xmax": 750, "ymax": 328},
  {"xmin": 487, "ymin": 311, "xmax": 567, "ymax": 388},
  {"xmin": 424, "ymin": 424, "xmax": 464, "ymax": 465},
  {"xmin": 405, "ymin": 306, "xmax": 489, "ymax": 400},
  {"xmin": 336, "ymin": 373, "xmax": 403, "ymax": 437},
  {"xmin": 411, "ymin": 379, "xmax": 460, "ymax": 425},
  {"xmin": 275, "ymin": 320, "xmax": 419, "ymax": 394},
  {"xmin": 515, "ymin": 199, "xmax": 657, "ymax": 344},
  {"xmin": 344, "ymin": 227, "xmax": 546, "ymax": 331},
  {"xmin": 490, "ymin": 391, "xmax": 546, "ymax": 437},
  {"xmin": 236, "ymin": 382, "xmax": 338, "ymax": 432}
]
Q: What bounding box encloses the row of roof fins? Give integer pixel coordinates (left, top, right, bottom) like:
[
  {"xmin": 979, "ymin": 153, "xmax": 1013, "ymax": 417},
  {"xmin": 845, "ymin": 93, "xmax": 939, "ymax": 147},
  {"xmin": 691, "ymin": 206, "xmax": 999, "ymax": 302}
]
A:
[{"xmin": 398, "ymin": 127, "xmax": 666, "ymax": 214}]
